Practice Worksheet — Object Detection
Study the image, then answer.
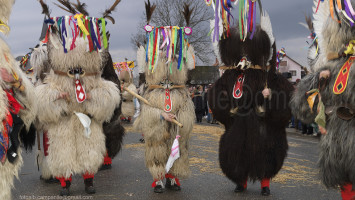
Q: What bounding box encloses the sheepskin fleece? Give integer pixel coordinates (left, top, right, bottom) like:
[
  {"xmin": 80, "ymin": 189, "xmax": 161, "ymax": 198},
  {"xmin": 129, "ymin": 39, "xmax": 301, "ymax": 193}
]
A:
[
  {"xmin": 121, "ymin": 83, "xmax": 136, "ymax": 117},
  {"xmin": 134, "ymin": 45, "xmax": 196, "ymax": 180},
  {"xmin": 35, "ymin": 34, "xmax": 121, "ymax": 178},
  {"xmin": 0, "ymin": 0, "xmax": 14, "ymax": 27},
  {"xmin": 294, "ymin": 60, "xmax": 355, "ymax": 189},
  {"xmin": 135, "ymin": 88, "xmax": 195, "ymax": 180}
]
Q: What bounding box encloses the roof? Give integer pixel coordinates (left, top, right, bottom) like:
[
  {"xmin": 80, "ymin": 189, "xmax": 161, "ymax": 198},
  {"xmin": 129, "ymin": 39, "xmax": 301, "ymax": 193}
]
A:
[
  {"xmin": 188, "ymin": 66, "xmax": 220, "ymax": 85},
  {"xmin": 284, "ymin": 55, "xmax": 305, "ymax": 70}
]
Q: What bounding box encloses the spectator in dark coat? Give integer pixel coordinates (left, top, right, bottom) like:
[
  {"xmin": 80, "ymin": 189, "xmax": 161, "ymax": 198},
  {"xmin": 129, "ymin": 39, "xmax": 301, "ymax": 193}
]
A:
[{"xmin": 192, "ymin": 85, "xmax": 204, "ymax": 123}]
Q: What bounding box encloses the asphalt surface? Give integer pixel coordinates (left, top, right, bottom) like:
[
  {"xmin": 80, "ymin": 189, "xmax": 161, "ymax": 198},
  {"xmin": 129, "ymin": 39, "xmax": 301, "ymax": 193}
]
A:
[{"xmin": 12, "ymin": 123, "xmax": 340, "ymax": 200}]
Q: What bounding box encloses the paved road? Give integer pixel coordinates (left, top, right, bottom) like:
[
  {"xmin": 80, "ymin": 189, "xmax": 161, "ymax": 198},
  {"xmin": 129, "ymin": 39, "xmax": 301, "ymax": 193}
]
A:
[{"xmin": 13, "ymin": 124, "xmax": 340, "ymax": 200}]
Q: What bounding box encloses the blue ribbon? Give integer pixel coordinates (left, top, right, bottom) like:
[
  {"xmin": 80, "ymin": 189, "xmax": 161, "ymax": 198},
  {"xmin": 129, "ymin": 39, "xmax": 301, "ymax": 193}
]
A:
[
  {"xmin": 89, "ymin": 18, "xmax": 101, "ymax": 50},
  {"xmin": 44, "ymin": 18, "xmax": 55, "ymax": 25},
  {"xmin": 61, "ymin": 17, "xmax": 67, "ymax": 53},
  {"xmin": 213, "ymin": 0, "xmax": 220, "ymax": 42},
  {"xmin": 177, "ymin": 28, "xmax": 183, "ymax": 70},
  {"xmin": 146, "ymin": 32, "xmax": 149, "ymax": 62}
]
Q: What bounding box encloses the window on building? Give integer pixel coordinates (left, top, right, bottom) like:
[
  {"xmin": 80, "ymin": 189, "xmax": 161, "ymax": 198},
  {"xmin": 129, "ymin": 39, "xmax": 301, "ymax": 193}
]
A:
[
  {"xmin": 290, "ymin": 70, "xmax": 297, "ymax": 76},
  {"xmin": 280, "ymin": 61, "xmax": 287, "ymax": 66}
]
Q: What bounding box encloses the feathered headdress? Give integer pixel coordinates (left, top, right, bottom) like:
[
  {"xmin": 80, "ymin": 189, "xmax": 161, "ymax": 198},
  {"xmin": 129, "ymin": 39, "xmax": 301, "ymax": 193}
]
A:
[
  {"xmin": 206, "ymin": 0, "xmax": 263, "ymax": 42},
  {"xmin": 140, "ymin": 1, "xmax": 194, "ymax": 73},
  {"xmin": 38, "ymin": 0, "xmax": 121, "ymax": 53}
]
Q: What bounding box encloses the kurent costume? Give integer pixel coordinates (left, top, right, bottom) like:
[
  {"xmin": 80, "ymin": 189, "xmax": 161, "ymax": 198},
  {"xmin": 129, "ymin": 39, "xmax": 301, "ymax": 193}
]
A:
[
  {"xmin": 134, "ymin": 0, "xmax": 196, "ymax": 193},
  {"xmin": 35, "ymin": 0, "xmax": 122, "ymax": 196},
  {"xmin": 27, "ymin": 42, "xmax": 55, "ymax": 182},
  {"xmin": 206, "ymin": 1, "xmax": 293, "ymax": 196},
  {"xmin": 291, "ymin": 1, "xmax": 355, "ymax": 199},
  {"xmin": 114, "ymin": 61, "xmax": 137, "ymax": 123},
  {"xmin": 100, "ymin": 49, "xmax": 125, "ymax": 170},
  {"xmin": 0, "ymin": 0, "xmax": 37, "ymax": 199}
]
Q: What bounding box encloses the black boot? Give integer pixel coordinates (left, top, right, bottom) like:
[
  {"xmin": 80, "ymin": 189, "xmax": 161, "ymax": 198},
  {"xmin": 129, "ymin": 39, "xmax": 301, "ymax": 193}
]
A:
[
  {"xmin": 234, "ymin": 184, "xmax": 246, "ymax": 193},
  {"xmin": 99, "ymin": 164, "xmax": 112, "ymax": 171},
  {"xmin": 165, "ymin": 177, "xmax": 181, "ymax": 191},
  {"xmin": 84, "ymin": 178, "xmax": 96, "ymax": 194},
  {"xmin": 60, "ymin": 180, "xmax": 71, "ymax": 196},
  {"xmin": 7, "ymin": 114, "xmax": 24, "ymax": 164},
  {"xmin": 153, "ymin": 180, "xmax": 165, "ymax": 193},
  {"xmin": 261, "ymin": 186, "xmax": 270, "ymax": 196},
  {"xmin": 40, "ymin": 176, "xmax": 60, "ymax": 184}
]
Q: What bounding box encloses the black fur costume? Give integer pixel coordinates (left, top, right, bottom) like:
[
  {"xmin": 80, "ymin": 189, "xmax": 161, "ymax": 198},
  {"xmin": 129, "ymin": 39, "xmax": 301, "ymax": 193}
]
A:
[
  {"xmin": 208, "ymin": 26, "xmax": 293, "ymax": 185},
  {"xmin": 101, "ymin": 51, "xmax": 125, "ymax": 158}
]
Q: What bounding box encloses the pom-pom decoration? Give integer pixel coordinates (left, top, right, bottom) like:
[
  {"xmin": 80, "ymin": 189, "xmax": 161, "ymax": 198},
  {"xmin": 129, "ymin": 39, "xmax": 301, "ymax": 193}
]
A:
[{"xmin": 113, "ymin": 61, "xmax": 135, "ymax": 77}]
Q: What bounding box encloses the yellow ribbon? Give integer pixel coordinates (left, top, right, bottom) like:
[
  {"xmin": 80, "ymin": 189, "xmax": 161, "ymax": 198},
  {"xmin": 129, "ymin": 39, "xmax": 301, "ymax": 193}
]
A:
[
  {"xmin": 306, "ymin": 89, "xmax": 319, "ymax": 113},
  {"xmin": 74, "ymin": 14, "xmax": 89, "ymax": 36},
  {"xmin": 344, "ymin": 40, "xmax": 355, "ymax": 55},
  {"xmin": 0, "ymin": 20, "xmax": 10, "ymax": 34}
]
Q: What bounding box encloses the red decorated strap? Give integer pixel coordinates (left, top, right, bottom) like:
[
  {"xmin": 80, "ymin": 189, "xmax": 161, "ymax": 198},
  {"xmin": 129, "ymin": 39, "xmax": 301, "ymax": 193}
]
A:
[
  {"xmin": 5, "ymin": 89, "xmax": 23, "ymax": 114},
  {"xmin": 333, "ymin": 56, "xmax": 355, "ymax": 94},
  {"xmin": 164, "ymin": 89, "xmax": 173, "ymax": 112},
  {"xmin": 233, "ymin": 74, "xmax": 244, "ymax": 99},
  {"xmin": 75, "ymin": 79, "xmax": 86, "ymax": 103},
  {"xmin": 43, "ymin": 131, "xmax": 49, "ymax": 157}
]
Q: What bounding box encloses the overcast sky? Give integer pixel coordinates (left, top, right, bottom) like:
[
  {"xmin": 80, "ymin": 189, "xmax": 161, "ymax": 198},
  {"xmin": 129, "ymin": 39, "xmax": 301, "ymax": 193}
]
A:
[{"xmin": 4, "ymin": 0, "xmax": 313, "ymax": 67}]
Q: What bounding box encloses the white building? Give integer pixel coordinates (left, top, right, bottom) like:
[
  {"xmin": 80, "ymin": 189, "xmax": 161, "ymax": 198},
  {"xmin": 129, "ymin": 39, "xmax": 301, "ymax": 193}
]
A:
[{"xmin": 278, "ymin": 55, "xmax": 305, "ymax": 83}]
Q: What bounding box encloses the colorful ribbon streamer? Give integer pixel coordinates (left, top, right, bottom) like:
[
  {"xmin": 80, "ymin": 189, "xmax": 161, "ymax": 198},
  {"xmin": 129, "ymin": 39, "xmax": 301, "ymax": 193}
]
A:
[
  {"xmin": 44, "ymin": 14, "xmax": 109, "ymax": 53},
  {"xmin": 144, "ymin": 25, "xmax": 191, "ymax": 73}
]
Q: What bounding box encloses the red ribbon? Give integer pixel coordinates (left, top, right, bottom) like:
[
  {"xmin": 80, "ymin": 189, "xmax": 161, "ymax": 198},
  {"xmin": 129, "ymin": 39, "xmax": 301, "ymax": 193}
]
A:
[
  {"xmin": 333, "ymin": 56, "xmax": 355, "ymax": 94},
  {"xmin": 75, "ymin": 79, "xmax": 86, "ymax": 103},
  {"xmin": 85, "ymin": 19, "xmax": 94, "ymax": 52},
  {"xmin": 5, "ymin": 89, "xmax": 23, "ymax": 114},
  {"xmin": 233, "ymin": 74, "xmax": 244, "ymax": 99},
  {"xmin": 164, "ymin": 89, "xmax": 173, "ymax": 112}
]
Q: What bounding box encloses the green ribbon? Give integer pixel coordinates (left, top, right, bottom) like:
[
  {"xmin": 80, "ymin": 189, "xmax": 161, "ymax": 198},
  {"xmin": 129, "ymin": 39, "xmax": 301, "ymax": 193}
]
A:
[
  {"xmin": 100, "ymin": 18, "xmax": 108, "ymax": 49},
  {"xmin": 148, "ymin": 30, "xmax": 154, "ymax": 71},
  {"xmin": 207, "ymin": 27, "xmax": 214, "ymax": 37},
  {"xmin": 315, "ymin": 100, "xmax": 326, "ymax": 129},
  {"xmin": 239, "ymin": 0, "xmax": 243, "ymax": 40}
]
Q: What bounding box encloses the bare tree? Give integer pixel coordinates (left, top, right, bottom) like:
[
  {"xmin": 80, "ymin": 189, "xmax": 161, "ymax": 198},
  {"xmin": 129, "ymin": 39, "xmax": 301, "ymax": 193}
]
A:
[{"xmin": 131, "ymin": 0, "xmax": 214, "ymax": 65}]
